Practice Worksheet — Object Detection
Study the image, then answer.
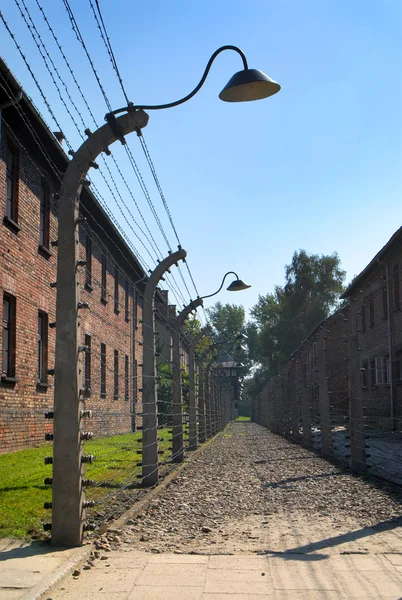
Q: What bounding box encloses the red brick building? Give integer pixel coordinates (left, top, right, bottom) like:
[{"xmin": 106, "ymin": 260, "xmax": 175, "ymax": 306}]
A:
[
  {"xmin": 341, "ymin": 227, "xmax": 402, "ymax": 430},
  {"xmin": 0, "ymin": 58, "xmax": 169, "ymax": 452}
]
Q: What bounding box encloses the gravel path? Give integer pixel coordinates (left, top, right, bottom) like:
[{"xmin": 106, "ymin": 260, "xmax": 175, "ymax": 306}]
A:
[{"xmin": 97, "ymin": 422, "xmax": 402, "ymax": 555}]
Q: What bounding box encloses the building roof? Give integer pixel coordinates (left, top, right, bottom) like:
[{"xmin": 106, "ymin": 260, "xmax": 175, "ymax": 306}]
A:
[{"xmin": 340, "ymin": 226, "xmax": 402, "ymax": 299}]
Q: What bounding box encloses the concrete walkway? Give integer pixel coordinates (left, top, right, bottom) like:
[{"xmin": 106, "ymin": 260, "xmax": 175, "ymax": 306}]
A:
[{"xmin": 41, "ymin": 549, "xmax": 402, "ymax": 599}]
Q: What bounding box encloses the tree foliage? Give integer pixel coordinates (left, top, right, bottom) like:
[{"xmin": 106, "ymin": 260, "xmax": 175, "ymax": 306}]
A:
[
  {"xmin": 206, "ymin": 302, "xmax": 250, "ymax": 373},
  {"xmin": 249, "ymin": 250, "xmax": 345, "ymax": 387}
]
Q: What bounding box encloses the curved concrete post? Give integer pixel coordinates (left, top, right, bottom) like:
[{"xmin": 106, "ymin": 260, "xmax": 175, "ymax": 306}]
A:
[
  {"xmin": 205, "ymin": 356, "xmax": 217, "ymax": 438},
  {"xmin": 171, "ymin": 298, "xmax": 203, "ymax": 462},
  {"xmin": 188, "ymin": 326, "xmax": 211, "ymax": 450},
  {"xmin": 142, "ymin": 248, "xmax": 187, "ymax": 484},
  {"xmin": 52, "ymin": 109, "xmax": 149, "ymax": 547}
]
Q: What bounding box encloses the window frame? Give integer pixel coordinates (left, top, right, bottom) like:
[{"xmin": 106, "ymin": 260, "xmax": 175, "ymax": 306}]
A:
[
  {"xmin": 369, "ymin": 295, "xmax": 375, "ymax": 328},
  {"xmin": 101, "ymin": 252, "xmax": 107, "ymax": 303},
  {"xmin": 2, "ymin": 293, "xmax": 17, "ymax": 380},
  {"xmin": 37, "ymin": 311, "xmax": 48, "ymax": 385},
  {"xmin": 114, "ymin": 349, "xmax": 119, "ymax": 400},
  {"xmin": 114, "ymin": 266, "xmax": 120, "ymax": 314},
  {"xmin": 85, "ymin": 232, "xmax": 92, "ymax": 290},
  {"xmin": 100, "ymin": 342, "xmax": 106, "ymax": 398},
  {"xmin": 361, "ymin": 303, "xmax": 366, "ymax": 333},
  {"xmin": 124, "ymin": 278, "xmax": 129, "ymax": 322},
  {"xmin": 4, "ymin": 139, "xmax": 19, "ymax": 230},
  {"xmin": 382, "ymin": 286, "xmax": 388, "ymax": 320},
  {"xmin": 375, "ymin": 356, "xmax": 389, "ymax": 385},
  {"xmin": 394, "ymin": 264, "xmax": 400, "ymax": 310},
  {"xmin": 39, "ymin": 179, "xmax": 51, "ymax": 252},
  {"xmin": 124, "ymin": 354, "xmax": 129, "ymax": 401},
  {"xmin": 84, "ymin": 334, "xmax": 91, "ymax": 397}
]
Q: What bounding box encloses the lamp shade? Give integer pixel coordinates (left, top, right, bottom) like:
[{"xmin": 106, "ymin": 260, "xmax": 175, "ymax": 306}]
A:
[
  {"xmin": 227, "ymin": 278, "xmax": 251, "ymax": 292},
  {"xmin": 219, "ymin": 68, "xmax": 280, "ymax": 102}
]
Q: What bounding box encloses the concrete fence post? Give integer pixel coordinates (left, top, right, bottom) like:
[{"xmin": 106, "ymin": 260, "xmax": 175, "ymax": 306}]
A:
[
  {"xmin": 317, "ymin": 325, "xmax": 334, "ymax": 458},
  {"xmin": 300, "ymin": 346, "xmax": 313, "ymax": 449},
  {"xmin": 52, "ymin": 109, "xmax": 149, "ymax": 547},
  {"xmin": 197, "ymin": 359, "xmax": 206, "ymax": 443},
  {"xmin": 171, "ymin": 299, "xmax": 203, "ymax": 463},
  {"xmin": 348, "ymin": 303, "xmax": 367, "ymax": 472}
]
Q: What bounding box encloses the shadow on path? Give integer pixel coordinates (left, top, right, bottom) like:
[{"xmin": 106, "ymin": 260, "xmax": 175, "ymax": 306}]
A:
[{"xmin": 259, "ymin": 516, "xmax": 402, "ymax": 561}]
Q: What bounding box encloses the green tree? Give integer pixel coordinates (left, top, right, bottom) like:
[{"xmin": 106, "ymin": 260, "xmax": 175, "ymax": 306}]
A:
[
  {"xmin": 249, "ymin": 250, "xmax": 345, "ymax": 384},
  {"xmin": 206, "ymin": 302, "xmax": 250, "ymax": 373}
]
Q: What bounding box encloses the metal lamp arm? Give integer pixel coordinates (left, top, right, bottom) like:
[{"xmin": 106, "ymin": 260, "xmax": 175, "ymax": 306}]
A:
[
  {"xmin": 200, "ymin": 271, "xmax": 239, "ymax": 300},
  {"xmin": 108, "ymin": 46, "xmax": 248, "ymax": 116}
]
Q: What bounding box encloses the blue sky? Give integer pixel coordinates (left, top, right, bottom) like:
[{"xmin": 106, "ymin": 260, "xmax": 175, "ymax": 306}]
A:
[{"xmin": 2, "ymin": 0, "xmax": 402, "ymax": 322}]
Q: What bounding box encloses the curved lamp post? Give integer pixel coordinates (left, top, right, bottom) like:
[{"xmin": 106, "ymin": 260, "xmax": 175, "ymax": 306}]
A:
[
  {"xmin": 106, "ymin": 45, "xmax": 280, "ymax": 126},
  {"xmin": 170, "ymin": 271, "xmax": 250, "ymax": 461}
]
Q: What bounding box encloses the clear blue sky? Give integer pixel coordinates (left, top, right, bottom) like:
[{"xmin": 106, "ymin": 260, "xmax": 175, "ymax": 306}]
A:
[{"xmin": 2, "ymin": 0, "xmax": 402, "ymax": 322}]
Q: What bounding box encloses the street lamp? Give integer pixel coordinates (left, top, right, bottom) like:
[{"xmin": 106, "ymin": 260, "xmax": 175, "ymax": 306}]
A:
[
  {"xmin": 199, "ymin": 271, "xmax": 251, "ymax": 300},
  {"xmin": 106, "ymin": 45, "xmax": 280, "ymax": 127}
]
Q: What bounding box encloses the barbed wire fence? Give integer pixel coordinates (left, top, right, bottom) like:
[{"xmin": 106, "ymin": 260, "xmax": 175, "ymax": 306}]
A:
[{"xmin": 252, "ymin": 274, "xmax": 402, "ymax": 487}]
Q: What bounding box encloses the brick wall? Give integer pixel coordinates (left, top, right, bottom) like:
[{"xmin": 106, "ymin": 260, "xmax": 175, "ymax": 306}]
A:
[{"xmin": 0, "ymin": 109, "xmax": 150, "ymax": 453}]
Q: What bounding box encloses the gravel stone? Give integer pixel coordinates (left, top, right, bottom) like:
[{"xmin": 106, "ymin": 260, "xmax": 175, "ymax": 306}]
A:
[{"xmin": 117, "ymin": 422, "xmax": 402, "ymax": 554}]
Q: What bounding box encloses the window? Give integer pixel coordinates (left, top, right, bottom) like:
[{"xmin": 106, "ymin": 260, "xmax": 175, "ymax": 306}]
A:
[
  {"xmin": 84, "ymin": 334, "xmax": 91, "ymax": 397},
  {"xmin": 133, "ymin": 359, "xmax": 138, "ymax": 403},
  {"xmin": 382, "ymin": 286, "xmax": 388, "ymax": 320},
  {"xmin": 369, "ymin": 295, "xmax": 375, "ymax": 328},
  {"xmin": 101, "ymin": 253, "xmax": 107, "ymax": 302},
  {"xmin": 124, "ymin": 354, "xmax": 129, "ymax": 401},
  {"xmin": 370, "ymin": 359, "xmax": 376, "ymax": 388},
  {"xmin": 5, "ymin": 140, "xmax": 19, "ymax": 224},
  {"xmin": 394, "ymin": 264, "xmax": 400, "ymax": 310},
  {"xmin": 296, "ymin": 390, "xmax": 302, "ymax": 405},
  {"xmin": 85, "ymin": 233, "xmax": 92, "ymax": 289},
  {"xmin": 124, "ymin": 279, "xmax": 129, "ymax": 322},
  {"xmin": 132, "ymin": 288, "xmax": 138, "ymax": 329},
  {"xmin": 39, "ymin": 180, "xmax": 50, "ymax": 250},
  {"xmin": 313, "ymin": 344, "xmax": 317, "ymax": 368},
  {"xmin": 114, "ymin": 350, "xmax": 119, "ymax": 399},
  {"xmin": 37, "ymin": 311, "xmax": 48, "ymax": 384},
  {"xmin": 312, "ymin": 385, "xmax": 319, "ymax": 403},
  {"xmin": 100, "ymin": 343, "xmax": 106, "ymax": 398},
  {"xmin": 375, "ymin": 357, "xmax": 389, "ymax": 385},
  {"xmin": 395, "ymin": 351, "xmax": 402, "ymax": 383},
  {"xmin": 2, "ymin": 294, "xmax": 16, "ymax": 379},
  {"xmin": 114, "ymin": 266, "xmax": 119, "ymax": 314},
  {"xmin": 361, "ymin": 362, "xmax": 368, "ymax": 388},
  {"xmin": 361, "ymin": 303, "xmax": 366, "ymax": 333}
]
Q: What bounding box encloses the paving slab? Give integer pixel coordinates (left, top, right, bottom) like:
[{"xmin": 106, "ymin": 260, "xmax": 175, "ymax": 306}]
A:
[
  {"xmin": 333, "ymin": 569, "xmax": 402, "ymax": 598},
  {"xmin": 0, "ymin": 539, "xmax": 87, "ymax": 600}
]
